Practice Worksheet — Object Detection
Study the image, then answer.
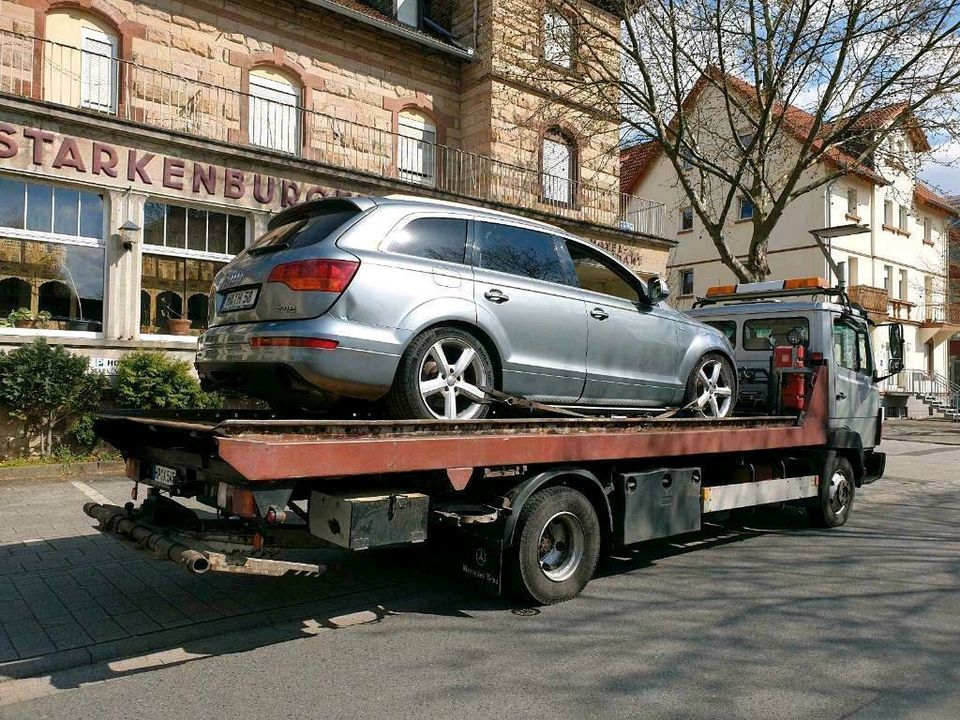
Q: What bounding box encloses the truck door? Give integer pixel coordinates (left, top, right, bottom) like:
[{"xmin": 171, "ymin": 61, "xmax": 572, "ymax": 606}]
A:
[{"xmin": 830, "ymin": 317, "xmax": 879, "ymax": 441}]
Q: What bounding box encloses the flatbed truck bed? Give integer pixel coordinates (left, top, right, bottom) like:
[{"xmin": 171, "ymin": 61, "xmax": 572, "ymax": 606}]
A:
[{"xmin": 88, "ymin": 365, "xmax": 885, "ymax": 604}]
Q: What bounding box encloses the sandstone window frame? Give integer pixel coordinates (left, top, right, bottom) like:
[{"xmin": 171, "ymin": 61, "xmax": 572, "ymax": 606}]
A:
[
  {"xmin": 248, "ymin": 67, "xmax": 303, "ymax": 156},
  {"xmin": 540, "ymin": 127, "xmax": 578, "ymax": 207},
  {"xmin": 397, "ymin": 109, "xmax": 438, "ymax": 187},
  {"xmin": 41, "ymin": 7, "xmax": 123, "ymax": 115}
]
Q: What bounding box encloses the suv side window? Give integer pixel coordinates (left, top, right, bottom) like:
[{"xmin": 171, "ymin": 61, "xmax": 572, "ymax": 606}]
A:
[
  {"xmin": 833, "ymin": 319, "xmax": 873, "ymax": 375},
  {"xmin": 387, "ymin": 217, "xmax": 468, "ymax": 264},
  {"xmin": 566, "ymin": 241, "xmax": 640, "ymax": 302},
  {"xmin": 475, "ymin": 221, "xmax": 571, "ymax": 285}
]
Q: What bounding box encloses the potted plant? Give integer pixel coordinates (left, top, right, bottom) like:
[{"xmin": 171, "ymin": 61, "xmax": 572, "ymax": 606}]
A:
[
  {"xmin": 160, "ymin": 300, "xmax": 192, "ymax": 336},
  {"xmin": 7, "ymin": 308, "xmax": 51, "ymax": 329}
]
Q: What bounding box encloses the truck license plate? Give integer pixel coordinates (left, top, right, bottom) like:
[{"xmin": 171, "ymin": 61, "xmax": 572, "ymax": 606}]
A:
[
  {"xmin": 151, "ymin": 464, "xmax": 180, "ymax": 489},
  {"xmin": 221, "ymin": 287, "xmax": 258, "ymax": 312}
]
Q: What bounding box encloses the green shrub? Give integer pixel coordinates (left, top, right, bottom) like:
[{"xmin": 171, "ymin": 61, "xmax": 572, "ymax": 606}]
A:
[
  {"xmin": 66, "ymin": 412, "xmax": 99, "ymax": 451},
  {"xmin": 114, "ymin": 350, "xmax": 221, "ymax": 410},
  {"xmin": 0, "ymin": 340, "xmax": 105, "ymax": 454}
]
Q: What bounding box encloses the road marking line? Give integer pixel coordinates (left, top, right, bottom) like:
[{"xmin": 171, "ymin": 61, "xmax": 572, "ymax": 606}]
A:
[{"xmin": 70, "ymin": 480, "xmax": 112, "ymax": 505}]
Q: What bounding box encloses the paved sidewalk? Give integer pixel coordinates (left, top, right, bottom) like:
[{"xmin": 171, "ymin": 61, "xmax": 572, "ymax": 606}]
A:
[{"xmin": 0, "ymin": 477, "xmax": 434, "ymax": 673}]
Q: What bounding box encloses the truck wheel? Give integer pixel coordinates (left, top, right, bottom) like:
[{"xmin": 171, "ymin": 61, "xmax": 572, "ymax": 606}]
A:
[
  {"xmin": 387, "ymin": 327, "xmax": 494, "ymax": 420},
  {"xmin": 507, "ymin": 486, "xmax": 601, "ymax": 605},
  {"xmin": 808, "ymin": 456, "xmax": 856, "ymax": 528},
  {"xmin": 685, "ymin": 354, "xmax": 736, "ymax": 418}
]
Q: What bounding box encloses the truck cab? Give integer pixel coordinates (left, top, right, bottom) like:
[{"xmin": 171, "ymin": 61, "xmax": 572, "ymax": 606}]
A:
[{"xmin": 686, "ymin": 277, "xmax": 904, "ymax": 474}]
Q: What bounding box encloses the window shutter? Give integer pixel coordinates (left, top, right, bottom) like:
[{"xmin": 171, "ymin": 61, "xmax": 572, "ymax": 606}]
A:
[
  {"xmin": 80, "ymin": 29, "xmax": 118, "ymax": 113},
  {"xmin": 249, "ymin": 74, "xmax": 300, "ymax": 155},
  {"xmin": 542, "ymin": 137, "xmax": 571, "ymax": 203},
  {"xmin": 397, "ymin": 112, "xmax": 437, "ymax": 187}
]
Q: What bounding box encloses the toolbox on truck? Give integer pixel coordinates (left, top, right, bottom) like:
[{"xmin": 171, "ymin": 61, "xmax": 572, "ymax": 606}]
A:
[{"xmin": 308, "ymin": 491, "xmax": 429, "ymax": 550}]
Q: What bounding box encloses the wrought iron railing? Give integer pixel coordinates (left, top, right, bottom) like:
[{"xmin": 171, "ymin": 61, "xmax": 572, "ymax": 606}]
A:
[
  {"xmin": 0, "ymin": 31, "xmax": 665, "ymax": 238},
  {"xmin": 882, "ymin": 369, "xmax": 960, "ymax": 414}
]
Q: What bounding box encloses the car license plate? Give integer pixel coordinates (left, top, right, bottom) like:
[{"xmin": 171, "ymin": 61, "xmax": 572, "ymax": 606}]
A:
[
  {"xmin": 152, "ymin": 464, "xmax": 180, "ymax": 490},
  {"xmin": 221, "ymin": 287, "xmax": 258, "ymax": 312}
]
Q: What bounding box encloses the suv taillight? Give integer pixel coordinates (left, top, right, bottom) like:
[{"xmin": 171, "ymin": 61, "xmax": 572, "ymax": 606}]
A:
[{"xmin": 267, "ymin": 259, "xmax": 359, "ymax": 292}]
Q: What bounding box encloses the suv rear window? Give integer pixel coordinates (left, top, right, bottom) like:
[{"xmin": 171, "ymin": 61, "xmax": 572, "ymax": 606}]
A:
[
  {"xmin": 248, "ymin": 208, "xmax": 360, "ymax": 255},
  {"xmin": 475, "ymin": 222, "xmax": 571, "ymax": 285},
  {"xmin": 387, "ymin": 217, "xmax": 467, "ymax": 264},
  {"xmin": 743, "ymin": 317, "xmax": 809, "ymax": 350}
]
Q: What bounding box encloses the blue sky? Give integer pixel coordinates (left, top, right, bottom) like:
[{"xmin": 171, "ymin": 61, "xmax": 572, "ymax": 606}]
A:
[{"xmin": 920, "ymin": 141, "xmax": 960, "ymax": 197}]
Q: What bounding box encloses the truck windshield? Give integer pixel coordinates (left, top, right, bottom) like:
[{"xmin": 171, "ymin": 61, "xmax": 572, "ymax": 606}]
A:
[{"xmin": 743, "ymin": 317, "xmax": 809, "ymax": 350}]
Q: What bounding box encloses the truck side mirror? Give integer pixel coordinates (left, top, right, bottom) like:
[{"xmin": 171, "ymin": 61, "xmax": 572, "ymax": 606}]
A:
[
  {"xmin": 647, "ymin": 277, "xmax": 669, "ymax": 304},
  {"xmin": 888, "ymin": 323, "xmax": 904, "ymax": 374}
]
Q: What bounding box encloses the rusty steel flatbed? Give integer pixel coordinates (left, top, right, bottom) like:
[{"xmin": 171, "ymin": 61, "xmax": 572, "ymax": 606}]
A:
[{"xmin": 96, "ymin": 367, "xmax": 828, "ymax": 484}]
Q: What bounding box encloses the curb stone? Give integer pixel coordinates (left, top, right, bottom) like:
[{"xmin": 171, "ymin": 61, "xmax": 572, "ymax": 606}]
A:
[{"xmin": 0, "ymin": 460, "xmax": 124, "ymax": 482}]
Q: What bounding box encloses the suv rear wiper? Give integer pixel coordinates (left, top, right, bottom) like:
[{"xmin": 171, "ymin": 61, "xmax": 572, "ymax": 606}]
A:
[{"xmin": 247, "ymin": 242, "xmax": 290, "ymax": 256}]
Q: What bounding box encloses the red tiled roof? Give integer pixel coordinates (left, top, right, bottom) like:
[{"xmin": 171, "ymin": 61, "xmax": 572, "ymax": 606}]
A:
[
  {"xmin": 620, "ymin": 68, "xmax": 929, "ymax": 193},
  {"xmin": 915, "ymin": 183, "xmax": 960, "ymax": 215},
  {"xmin": 619, "ymin": 140, "xmax": 659, "ymax": 194}
]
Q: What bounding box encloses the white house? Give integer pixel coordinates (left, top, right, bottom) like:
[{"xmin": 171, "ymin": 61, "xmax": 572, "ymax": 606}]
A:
[{"xmin": 621, "ymin": 75, "xmax": 959, "ymax": 413}]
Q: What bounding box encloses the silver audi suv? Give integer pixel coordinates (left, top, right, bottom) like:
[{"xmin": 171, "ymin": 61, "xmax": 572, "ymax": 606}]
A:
[{"xmin": 196, "ymin": 195, "xmax": 736, "ymax": 419}]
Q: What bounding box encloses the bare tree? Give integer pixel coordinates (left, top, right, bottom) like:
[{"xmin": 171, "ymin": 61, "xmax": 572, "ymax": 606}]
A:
[{"xmin": 501, "ymin": 0, "xmax": 960, "ymax": 281}]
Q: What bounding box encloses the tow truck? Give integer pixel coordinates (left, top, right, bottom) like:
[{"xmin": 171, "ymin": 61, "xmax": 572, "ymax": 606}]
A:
[{"xmin": 89, "ymin": 277, "xmax": 905, "ymax": 605}]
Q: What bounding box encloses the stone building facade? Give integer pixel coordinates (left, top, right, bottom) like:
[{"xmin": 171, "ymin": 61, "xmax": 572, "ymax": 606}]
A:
[{"xmin": 0, "ymin": 0, "xmax": 670, "ymax": 372}]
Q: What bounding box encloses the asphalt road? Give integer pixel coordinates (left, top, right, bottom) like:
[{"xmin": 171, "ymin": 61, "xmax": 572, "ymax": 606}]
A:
[{"xmin": 2, "ymin": 433, "xmax": 958, "ymax": 720}]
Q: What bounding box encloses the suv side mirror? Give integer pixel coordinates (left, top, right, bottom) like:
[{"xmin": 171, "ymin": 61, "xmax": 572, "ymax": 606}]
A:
[
  {"xmin": 647, "ymin": 277, "xmax": 670, "ymax": 304},
  {"xmin": 887, "ymin": 323, "xmax": 904, "ymax": 374}
]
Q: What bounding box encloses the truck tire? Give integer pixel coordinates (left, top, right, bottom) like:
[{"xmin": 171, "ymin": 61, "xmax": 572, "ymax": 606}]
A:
[
  {"xmin": 684, "ymin": 354, "xmax": 736, "ymax": 418},
  {"xmin": 387, "ymin": 327, "xmax": 494, "ymax": 420},
  {"xmin": 507, "ymin": 486, "xmax": 601, "ymax": 605},
  {"xmin": 808, "ymin": 456, "xmax": 856, "ymax": 528}
]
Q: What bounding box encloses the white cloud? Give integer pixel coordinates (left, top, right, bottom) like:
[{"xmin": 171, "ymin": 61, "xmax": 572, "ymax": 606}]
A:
[{"xmin": 920, "ymin": 139, "xmax": 960, "ymax": 195}]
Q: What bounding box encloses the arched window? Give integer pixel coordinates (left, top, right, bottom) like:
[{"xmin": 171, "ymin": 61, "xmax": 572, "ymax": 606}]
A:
[
  {"xmin": 44, "ymin": 9, "xmax": 119, "ymax": 113},
  {"xmin": 397, "ymin": 110, "xmax": 437, "ymax": 187},
  {"xmin": 248, "ymin": 67, "xmax": 301, "ymax": 155},
  {"xmin": 543, "ymin": 11, "xmax": 573, "ymax": 68},
  {"xmin": 0, "ymin": 277, "xmax": 31, "ymax": 318},
  {"xmin": 187, "ymin": 293, "xmax": 209, "ymax": 329},
  {"xmin": 156, "ymin": 291, "xmax": 182, "ymax": 323},
  {"xmin": 38, "ymin": 280, "xmax": 71, "ymax": 319},
  {"xmin": 542, "ymin": 129, "xmax": 575, "ymax": 205}
]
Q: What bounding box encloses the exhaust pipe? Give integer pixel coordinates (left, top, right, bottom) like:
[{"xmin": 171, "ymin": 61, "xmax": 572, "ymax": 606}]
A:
[{"xmin": 84, "ymin": 502, "xmax": 211, "ymax": 574}]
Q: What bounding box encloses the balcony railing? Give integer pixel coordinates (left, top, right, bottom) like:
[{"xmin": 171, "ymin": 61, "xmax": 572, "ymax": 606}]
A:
[
  {"xmin": 0, "ymin": 31, "xmax": 665, "ymax": 238},
  {"xmin": 846, "ymin": 285, "xmax": 888, "ymax": 316},
  {"xmin": 920, "ymin": 302, "xmax": 960, "ymax": 325}
]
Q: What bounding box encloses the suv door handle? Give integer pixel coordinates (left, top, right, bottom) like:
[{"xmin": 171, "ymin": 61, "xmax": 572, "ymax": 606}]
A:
[
  {"xmin": 484, "ymin": 289, "xmax": 509, "ymax": 304},
  {"xmin": 589, "ymin": 307, "xmax": 610, "ymax": 321}
]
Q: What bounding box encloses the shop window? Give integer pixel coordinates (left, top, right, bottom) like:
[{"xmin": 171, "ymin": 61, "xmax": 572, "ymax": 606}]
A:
[
  {"xmin": 397, "ymin": 110, "xmax": 437, "ymax": 187},
  {"xmin": 43, "ymin": 10, "xmax": 119, "ymax": 114},
  {"xmin": 249, "ymin": 68, "xmax": 301, "ymax": 155},
  {"xmin": 543, "ymin": 11, "xmax": 573, "ymax": 68},
  {"xmin": 0, "ymin": 177, "xmax": 105, "ymax": 330},
  {"xmin": 542, "ymin": 129, "xmax": 575, "ymax": 205},
  {"xmin": 140, "ymin": 254, "xmax": 226, "ymax": 335},
  {"xmin": 142, "ymin": 201, "xmax": 246, "ymax": 256}
]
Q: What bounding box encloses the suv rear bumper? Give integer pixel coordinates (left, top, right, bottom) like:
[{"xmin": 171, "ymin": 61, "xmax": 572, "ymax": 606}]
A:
[{"xmin": 196, "ymin": 317, "xmax": 406, "ymax": 402}]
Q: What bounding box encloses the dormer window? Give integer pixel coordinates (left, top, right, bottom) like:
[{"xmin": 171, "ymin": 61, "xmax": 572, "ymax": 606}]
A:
[{"xmin": 396, "ymin": 0, "xmax": 419, "ymax": 27}]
